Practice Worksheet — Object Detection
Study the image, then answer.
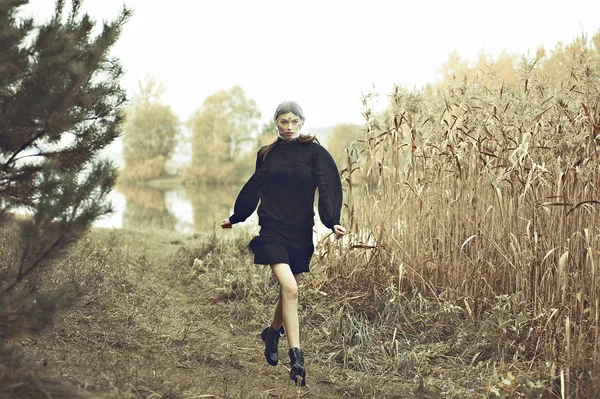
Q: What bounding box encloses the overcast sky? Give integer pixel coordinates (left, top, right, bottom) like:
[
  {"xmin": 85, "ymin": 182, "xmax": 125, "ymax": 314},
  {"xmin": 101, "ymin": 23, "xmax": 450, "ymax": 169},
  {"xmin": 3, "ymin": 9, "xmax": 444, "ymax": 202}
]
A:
[{"xmin": 22, "ymin": 0, "xmax": 600, "ymax": 129}]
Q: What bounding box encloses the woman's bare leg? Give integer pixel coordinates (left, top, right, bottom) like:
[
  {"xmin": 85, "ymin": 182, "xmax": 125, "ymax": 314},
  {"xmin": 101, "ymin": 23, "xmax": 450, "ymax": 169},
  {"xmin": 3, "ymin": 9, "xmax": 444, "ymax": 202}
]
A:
[
  {"xmin": 270, "ymin": 263, "xmax": 301, "ymax": 348},
  {"xmin": 271, "ymin": 289, "xmax": 283, "ymax": 329},
  {"xmin": 271, "ymin": 273, "xmax": 302, "ymax": 330}
]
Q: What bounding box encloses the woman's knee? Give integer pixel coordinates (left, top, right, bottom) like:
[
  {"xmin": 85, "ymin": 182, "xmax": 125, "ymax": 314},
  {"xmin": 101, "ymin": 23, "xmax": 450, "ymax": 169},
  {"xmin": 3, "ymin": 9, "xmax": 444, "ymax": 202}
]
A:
[{"xmin": 280, "ymin": 281, "xmax": 298, "ymax": 302}]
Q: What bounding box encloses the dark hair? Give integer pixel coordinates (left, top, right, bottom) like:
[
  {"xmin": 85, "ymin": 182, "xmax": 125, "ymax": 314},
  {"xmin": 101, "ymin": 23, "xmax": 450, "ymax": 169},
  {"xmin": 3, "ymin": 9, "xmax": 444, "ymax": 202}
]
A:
[{"xmin": 259, "ymin": 101, "xmax": 318, "ymax": 161}]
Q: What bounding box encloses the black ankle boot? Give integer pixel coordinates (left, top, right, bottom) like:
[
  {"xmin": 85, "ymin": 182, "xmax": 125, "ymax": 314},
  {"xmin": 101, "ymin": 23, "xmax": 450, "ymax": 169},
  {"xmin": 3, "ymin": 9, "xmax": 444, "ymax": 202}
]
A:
[
  {"xmin": 260, "ymin": 325, "xmax": 284, "ymax": 366},
  {"xmin": 288, "ymin": 347, "xmax": 306, "ymax": 386}
]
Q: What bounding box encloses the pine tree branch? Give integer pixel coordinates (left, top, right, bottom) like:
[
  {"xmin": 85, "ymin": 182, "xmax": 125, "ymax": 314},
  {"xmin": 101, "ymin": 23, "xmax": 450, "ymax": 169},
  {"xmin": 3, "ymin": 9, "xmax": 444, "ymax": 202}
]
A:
[
  {"xmin": 1, "ymin": 51, "xmax": 36, "ymax": 64},
  {"xmin": 16, "ymin": 241, "xmax": 30, "ymax": 277},
  {"xmin": 3, "ymin": 129, "xmax": 45, "ymax": 167},
  {"xmin": 13, "ymin": 148, "xmax": 86, "ymax": 163}
]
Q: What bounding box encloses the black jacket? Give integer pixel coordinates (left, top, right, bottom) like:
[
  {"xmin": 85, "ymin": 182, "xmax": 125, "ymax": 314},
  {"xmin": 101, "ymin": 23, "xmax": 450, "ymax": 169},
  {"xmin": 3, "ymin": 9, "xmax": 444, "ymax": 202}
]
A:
[{"xmin": 229, "ymin": 140, "xmax": 342, "ymax": 230}]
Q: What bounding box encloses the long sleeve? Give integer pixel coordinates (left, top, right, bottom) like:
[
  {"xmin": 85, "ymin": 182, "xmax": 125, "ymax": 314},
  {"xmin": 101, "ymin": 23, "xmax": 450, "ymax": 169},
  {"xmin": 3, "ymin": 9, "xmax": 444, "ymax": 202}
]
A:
[
  {"xmin": 229, "ymin": 151, "xmax": 267, "ymax": 224},
  {"xmin": 312, "ymin": 144, "xmax": 343, "ymax": 230}
]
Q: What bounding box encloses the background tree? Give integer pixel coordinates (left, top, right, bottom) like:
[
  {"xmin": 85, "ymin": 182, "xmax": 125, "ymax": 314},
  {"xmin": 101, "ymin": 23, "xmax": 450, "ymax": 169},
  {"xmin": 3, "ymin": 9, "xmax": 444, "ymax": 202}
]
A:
[
  {"xmin": 429, "ymin": 49, "xmax": 519, "ymax": 93},
  {"xmin": 535, "ymin": 32, "xmax": 600, "ymax": 85},
  {"xmin": 0, "ymin": 0, "xmax": 129, "ymax": 340},
  {"xmin": 187, "ymin": 86, "xmax": 260, "ymax": 184},
  {"xmin": 120, "ymin": 76, "xmax": 180, "ymax": 182},
  {"xmin": 325, "ymin": 123, "xmax": 364, "ymax": 168},
  {"xmin": 256, "ymin": 120, "xmax": 277, "ymax": 147},
  {"xmin": 430, "ymin": 32, "xmax": 600, "ymax": 94}
]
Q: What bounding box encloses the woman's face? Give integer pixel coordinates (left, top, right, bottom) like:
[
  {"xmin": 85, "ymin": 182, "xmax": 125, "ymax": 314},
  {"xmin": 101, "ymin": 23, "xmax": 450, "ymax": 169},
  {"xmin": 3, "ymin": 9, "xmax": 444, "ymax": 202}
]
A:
[{"xmin": 276, "ymin": 112, "xmax": 302, "ymax": 139}]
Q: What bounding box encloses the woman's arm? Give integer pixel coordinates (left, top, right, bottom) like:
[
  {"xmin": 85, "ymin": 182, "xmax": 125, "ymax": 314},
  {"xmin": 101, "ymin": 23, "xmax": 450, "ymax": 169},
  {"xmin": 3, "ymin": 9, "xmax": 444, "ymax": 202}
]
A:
[
  {"xmin": 312, "ymin": 144, "xmax": 343, "ymax": 231},
  {"xmin": 226, "ymin": 151, "xmax": 267, "ymax": 226}
]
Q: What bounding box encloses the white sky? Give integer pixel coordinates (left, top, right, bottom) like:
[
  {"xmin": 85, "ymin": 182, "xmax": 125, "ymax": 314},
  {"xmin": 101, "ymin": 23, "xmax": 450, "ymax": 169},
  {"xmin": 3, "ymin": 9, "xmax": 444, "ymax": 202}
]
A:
[{"xmin": 21, "ymin": 0, "xmax": 600, "ymax": 128}]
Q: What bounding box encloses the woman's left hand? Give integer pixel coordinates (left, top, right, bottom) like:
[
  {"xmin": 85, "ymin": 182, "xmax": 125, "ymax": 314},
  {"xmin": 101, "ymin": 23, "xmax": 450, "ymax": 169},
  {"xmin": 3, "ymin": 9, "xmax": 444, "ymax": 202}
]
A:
[
  {"xmin": 333, "ymin": 225, "xmax": 347, "ymax": 239},
  {"xmin": 221, "ymin": 218, "xmax": 232, "ymax": 229}
]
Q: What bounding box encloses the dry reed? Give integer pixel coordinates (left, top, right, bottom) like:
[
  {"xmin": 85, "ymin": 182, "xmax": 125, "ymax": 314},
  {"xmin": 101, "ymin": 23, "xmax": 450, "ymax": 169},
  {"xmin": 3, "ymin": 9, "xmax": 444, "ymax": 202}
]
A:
[{"xmin": 324, "ymin": 37, "xmax": 600, "ymax": 397}]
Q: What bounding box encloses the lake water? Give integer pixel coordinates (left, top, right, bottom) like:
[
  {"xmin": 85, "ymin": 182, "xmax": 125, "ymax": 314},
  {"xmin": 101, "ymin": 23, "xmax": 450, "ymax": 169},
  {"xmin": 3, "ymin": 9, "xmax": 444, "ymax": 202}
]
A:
[
  {"xmin": 93, "ymin": 184, "xmax": 255, "ymax": 233},
  {"xmin": 94, "ymin": 185, "xmax": 330, "ymax": 239}
]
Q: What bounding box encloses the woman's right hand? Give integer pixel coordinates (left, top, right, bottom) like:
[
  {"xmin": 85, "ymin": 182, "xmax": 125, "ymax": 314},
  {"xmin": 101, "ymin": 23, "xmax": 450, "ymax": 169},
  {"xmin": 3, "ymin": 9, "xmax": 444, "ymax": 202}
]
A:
[
  {"xmin": 333, "ymin": 224, "xmax": 347, "ymax": 239},
  {"xmin": 221, "ymin": 218, "xmax": 232, "ymax": 229}
]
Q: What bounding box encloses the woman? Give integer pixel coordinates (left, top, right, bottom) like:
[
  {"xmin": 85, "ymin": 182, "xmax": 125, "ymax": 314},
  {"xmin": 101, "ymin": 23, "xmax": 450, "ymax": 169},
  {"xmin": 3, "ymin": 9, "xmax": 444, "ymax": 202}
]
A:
[{"xmin": 220, "ymin": 100, "xmax": 346, "ymax": 386}]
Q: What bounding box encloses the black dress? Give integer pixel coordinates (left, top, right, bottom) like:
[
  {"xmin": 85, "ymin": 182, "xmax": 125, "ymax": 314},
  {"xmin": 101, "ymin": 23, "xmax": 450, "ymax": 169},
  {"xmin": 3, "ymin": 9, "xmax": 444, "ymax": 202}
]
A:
[{"xmin": 228, "ymin": 139, "xmax": 342, "ymax": 274}]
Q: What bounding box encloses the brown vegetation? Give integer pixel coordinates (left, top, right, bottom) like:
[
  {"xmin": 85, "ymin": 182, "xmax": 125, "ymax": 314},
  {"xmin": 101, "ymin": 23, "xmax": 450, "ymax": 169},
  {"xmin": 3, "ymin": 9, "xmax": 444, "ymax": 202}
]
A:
[
  {"xmin": 1, "ymin": 223, "xmax": 512, "ymax": 398},
  {"xmin": 331, "ymin": 31, "xmax": 600, "ymax": 397}
]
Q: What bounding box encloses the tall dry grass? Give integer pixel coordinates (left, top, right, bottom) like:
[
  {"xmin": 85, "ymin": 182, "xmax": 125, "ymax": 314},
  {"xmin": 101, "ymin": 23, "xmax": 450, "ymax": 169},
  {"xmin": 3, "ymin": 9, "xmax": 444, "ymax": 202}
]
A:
[{"xmin": 322, "ymin": 38, "xmax": 600, "ymax": 397}]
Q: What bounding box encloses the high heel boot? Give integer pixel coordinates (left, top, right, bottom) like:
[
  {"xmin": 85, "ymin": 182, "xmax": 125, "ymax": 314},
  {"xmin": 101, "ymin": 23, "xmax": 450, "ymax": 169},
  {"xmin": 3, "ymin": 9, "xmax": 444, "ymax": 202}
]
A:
[
  {"xmin": 288, "ymin": 347, "xmax": 306, "ymax": 386},
  {"xmin": 260, "ymin": 325, "xmax": 284, "ymax": 366}
]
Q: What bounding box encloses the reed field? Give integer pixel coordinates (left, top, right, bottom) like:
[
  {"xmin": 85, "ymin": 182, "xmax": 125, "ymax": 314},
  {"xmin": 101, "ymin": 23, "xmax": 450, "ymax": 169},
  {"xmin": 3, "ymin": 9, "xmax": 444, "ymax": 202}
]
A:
[
  {"xmin": 1, "ymin": 35, "xmax": 600, "ymax": 398},
  {"xmin": 320, "ymin": 36, "xmax": 600, "ymax": 397}
]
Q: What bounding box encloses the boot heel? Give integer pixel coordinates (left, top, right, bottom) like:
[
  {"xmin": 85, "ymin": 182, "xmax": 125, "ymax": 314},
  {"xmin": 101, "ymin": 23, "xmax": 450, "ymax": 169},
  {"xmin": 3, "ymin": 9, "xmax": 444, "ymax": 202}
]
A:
[
  {"xmin": 260, "ymin": 327, "xmax": 268, "ymax": 343},
  {"xmin": 288, "ymin": 347, "xmax": 306, "ymax": 386},
  {"xmin": 291, "ymin": 367, "xmax": 306, "ymax": 386}
]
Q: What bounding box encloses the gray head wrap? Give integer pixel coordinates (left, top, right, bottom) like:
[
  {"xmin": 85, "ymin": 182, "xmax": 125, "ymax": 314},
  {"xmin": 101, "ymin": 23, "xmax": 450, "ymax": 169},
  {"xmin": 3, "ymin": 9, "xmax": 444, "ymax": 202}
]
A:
[{"xmin": 273, "ymin": 101, "xmax": 305, "ymax": 123}]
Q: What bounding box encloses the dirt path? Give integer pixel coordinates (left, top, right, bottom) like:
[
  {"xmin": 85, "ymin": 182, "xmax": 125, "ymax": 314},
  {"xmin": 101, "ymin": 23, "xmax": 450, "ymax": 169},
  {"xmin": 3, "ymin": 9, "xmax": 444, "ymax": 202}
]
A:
[{"xmin": 11, "ymin": 229, "xmax": 422, "ymax": 399}]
